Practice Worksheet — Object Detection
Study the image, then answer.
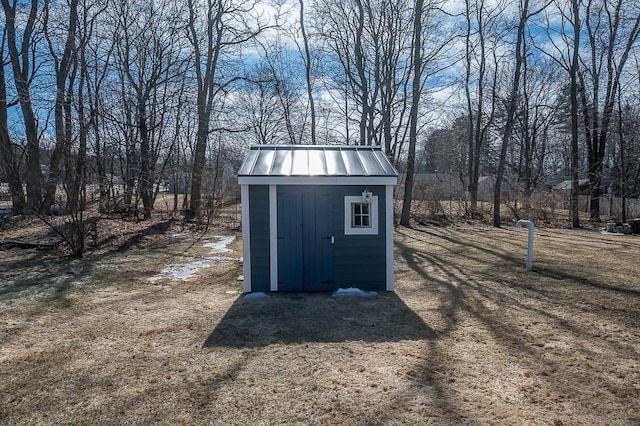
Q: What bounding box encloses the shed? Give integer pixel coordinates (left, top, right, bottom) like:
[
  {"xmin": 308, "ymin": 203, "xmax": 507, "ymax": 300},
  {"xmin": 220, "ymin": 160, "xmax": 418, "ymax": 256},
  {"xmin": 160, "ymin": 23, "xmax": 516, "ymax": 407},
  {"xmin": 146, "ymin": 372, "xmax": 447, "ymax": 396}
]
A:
[{"xmin": 238, "ymin": 145, "xmax": 399, "ymax": 293}]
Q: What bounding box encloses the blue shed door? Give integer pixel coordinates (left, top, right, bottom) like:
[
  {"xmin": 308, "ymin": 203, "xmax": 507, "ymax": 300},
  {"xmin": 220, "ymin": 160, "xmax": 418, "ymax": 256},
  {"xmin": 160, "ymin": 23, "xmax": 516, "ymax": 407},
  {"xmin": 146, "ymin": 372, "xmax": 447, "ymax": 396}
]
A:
[{"xmin": 277, "ymin": 186, "xmax": 334, "ymax": 291}]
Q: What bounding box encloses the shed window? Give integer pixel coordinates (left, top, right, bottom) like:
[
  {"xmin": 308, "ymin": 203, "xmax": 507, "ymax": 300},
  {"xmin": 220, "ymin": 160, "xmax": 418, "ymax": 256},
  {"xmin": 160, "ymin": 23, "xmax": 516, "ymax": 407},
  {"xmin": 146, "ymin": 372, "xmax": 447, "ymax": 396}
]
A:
[
  {"xmin": 344, "ymin": 196, "xmax": 378, "ymax": 235},
  {"xmin": 352, "ymin": 203, "xmax": 370, "ymax": 227}
]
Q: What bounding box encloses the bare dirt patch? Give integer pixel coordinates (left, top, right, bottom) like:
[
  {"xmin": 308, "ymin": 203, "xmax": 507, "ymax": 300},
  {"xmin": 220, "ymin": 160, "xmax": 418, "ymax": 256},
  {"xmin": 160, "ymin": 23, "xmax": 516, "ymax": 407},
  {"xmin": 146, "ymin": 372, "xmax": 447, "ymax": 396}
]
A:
[{"xmin": 1, "ymin": 223, "xmax": 639, "ymax": 425}]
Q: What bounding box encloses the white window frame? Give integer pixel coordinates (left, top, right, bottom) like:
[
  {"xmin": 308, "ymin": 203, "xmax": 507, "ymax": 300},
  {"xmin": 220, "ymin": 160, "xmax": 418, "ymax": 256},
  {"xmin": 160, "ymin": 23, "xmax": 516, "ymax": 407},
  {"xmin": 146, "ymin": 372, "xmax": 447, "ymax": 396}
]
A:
[{"xmin": 344, "ymin": 195, "xmax": 378, "ymax": 235}]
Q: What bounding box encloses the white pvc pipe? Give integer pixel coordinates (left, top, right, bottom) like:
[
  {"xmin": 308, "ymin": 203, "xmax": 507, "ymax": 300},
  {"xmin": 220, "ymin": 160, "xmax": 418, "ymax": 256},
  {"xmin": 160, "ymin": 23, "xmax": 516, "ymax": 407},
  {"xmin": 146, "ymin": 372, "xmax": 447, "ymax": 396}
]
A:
[{"xmin": 515, "ymin": 219, "xmax": 534, "ymax": 271}]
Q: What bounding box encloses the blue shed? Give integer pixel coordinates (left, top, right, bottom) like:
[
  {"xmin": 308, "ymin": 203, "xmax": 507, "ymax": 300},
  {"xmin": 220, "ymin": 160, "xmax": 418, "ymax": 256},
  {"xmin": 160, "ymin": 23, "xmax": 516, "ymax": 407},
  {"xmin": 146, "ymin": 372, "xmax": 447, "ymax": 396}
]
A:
[{"xmin": 238, "ymin": 145, "xmax": 399, "ymax": 293}]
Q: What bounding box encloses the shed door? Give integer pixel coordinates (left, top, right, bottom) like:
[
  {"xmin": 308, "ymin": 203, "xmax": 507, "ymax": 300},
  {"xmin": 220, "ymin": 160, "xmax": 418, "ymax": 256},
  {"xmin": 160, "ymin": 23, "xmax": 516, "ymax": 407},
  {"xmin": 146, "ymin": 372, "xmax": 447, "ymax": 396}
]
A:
[{"xmin": 277, "ymin": 186, "xmax": 334, "ymax": 291}]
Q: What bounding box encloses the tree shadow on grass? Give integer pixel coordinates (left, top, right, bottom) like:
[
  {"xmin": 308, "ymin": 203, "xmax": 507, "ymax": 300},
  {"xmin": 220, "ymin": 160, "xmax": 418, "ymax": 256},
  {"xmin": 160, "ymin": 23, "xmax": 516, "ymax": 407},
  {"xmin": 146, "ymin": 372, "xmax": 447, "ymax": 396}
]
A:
[
  {"xmin": 0, "ymin": 220, "xmax": 178, "ymax": 302},
  {"xmin": 110, "ymin": 220, "xmax": 173, "ymax": 252},
  {"xmin": 204, "ymin": 292, "xmax": 436, "ymax": 348},
  {"xmin": 390, "ymin": 226, "xmax": 640, "ymax": 424},
  {"xmin": 534, "ymin": 267, "xmax": 640, "ymax": 297}
]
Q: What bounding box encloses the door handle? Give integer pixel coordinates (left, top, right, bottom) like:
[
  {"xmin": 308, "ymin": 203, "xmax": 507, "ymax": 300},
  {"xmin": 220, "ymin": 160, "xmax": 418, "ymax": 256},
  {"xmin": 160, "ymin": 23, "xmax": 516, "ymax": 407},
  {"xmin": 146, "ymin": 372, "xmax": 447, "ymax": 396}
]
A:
[{"xmin": 331, "ymin": 236, "xmax": 334, "ymax": 244}]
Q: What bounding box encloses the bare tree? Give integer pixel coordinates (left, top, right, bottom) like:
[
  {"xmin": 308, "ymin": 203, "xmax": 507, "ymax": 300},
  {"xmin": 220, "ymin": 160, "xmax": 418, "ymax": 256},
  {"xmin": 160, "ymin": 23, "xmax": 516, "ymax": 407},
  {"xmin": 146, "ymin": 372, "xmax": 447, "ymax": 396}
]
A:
[
  {"xmin": 0, "ymin": 28, "xmax": 27, "ymax": 213},
  {"xmin": 312, "ymin": 0, "xmax": 452, "ymax": 166},
  {"xmin": 1, "ymin": 0, "xmax": 43, "ymax": 211},
  {"xmin": 185, "ymin": 0, "xmax": 269, "ymax": 219},
  {"xmin": 68, "ymin": 0, "xmax": 109, "ymax": 214},
  {"xmin": 513, "ymin": 55, "xmax": 558, "ymax": 212},
  {"xmin": 83, "ymin": 2, "xmax": 113, "ymax": 214},
  {"xmin": 493, "ymin": 0, "xmax": 550, "ymax": 227},
  {"xmin": 112, "ymin": 1, "xmax": 188, "ymax": 220},
  {"xmin": 42, "ymin": 0, "xmax": 78, "ymax": 213},
  {"xmin": 568, "ymin": 0, "xmax": 581, "ymax": 228},
  {"xmin": 378, "ymin": 0, "xmax": 414, "ymax": 162},
  {"xmin": 257, "ymin": 35, "xmax": 307, "ymax": 145},
  {"xmin": 313, "ymin": 0, "xmax": 393, "ymax": 147},
  {"xmin": 299, "ymin": 0, "xmax": 316, "ymax": 144},
  {"xmin": 400, "ymin": 0, "xmax": 425, "ymax": 226},
  {"xmin": 234, "ymin": 63, "xmax": 286, "ymax": 145},
  {"xmin": 537, "ymin": 0, "xmax": 581, "ymax": 227},
  {"xmin": 578, "ymin": 0, "xmax": 640, "ymax": 221},
  {"xmin": 616, "ymin": 87, "xmax": 626, "ymax": 223},
  {"xmin": 463, "ymin": 0, "xmax": 502, "ymax": 217}
]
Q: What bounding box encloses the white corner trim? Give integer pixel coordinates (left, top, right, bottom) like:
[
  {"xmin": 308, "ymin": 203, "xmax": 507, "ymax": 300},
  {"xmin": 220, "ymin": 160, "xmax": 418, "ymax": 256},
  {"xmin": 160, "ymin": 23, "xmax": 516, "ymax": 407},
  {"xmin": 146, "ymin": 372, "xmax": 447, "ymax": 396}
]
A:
[
  {"xmin": 385, "ymin": 185, "xmax": 394, "ymax": 291},
  {"xmin": 344, "ymin": 195, "xmax": 379, "ymax": 235},
  {"xmin": 269, "ymin": 185, "xmax": 278, "ymax": 291},
  {"xmin": 241, "ymin": 185, "xmax": 251, "ymax": 293}
]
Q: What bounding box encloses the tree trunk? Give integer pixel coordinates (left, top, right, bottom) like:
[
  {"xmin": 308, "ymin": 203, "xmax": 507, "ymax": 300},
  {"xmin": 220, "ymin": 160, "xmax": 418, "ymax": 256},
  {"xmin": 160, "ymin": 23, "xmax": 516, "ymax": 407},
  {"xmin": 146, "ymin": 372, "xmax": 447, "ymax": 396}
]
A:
[
  {"xmin": 188, "ymin": 118, "xmax": 209, "ymax": 219},
  {"xmin": 400, "ymin": 0, "xmax": 423, "ymax": 227},
  {"xmin": 299, "ymin": 0, "xmax": 316, "ymax": 145},
  {"xmin": 139, "ymin": 99, "xmax": 153, "ymax": 220},
  {"xmin": 464, "ymin": 0, "xmax": 489, "ymax": 217},
  {"xmin": 354, "ymin": 0, "xmax": 368, "ymax": 146},
  {"xmin": 569, "ymin": 0, "xmax": 581, "ymax": 228},
  {"xmin": 186, "ymin": 0, "xmax": 223, "ymax": 218},
  {"xmin": 580, "ymin": 0, "xmax": 640, "ymax": 222},
  {"xmin": 2, "ymin": 0, "xmax": 43, "ymax": 212},
  {"xmin": 493, "ymin": 0, "xmax": 528, "ymax": 227},
  {"xmin": 0, "ymin": 36, "xmax": 26, "ymax": 214},
  {"xmin": 43, "ymin": 0, "xmax": 78, "ymax": 213},
  {"xmin": 616, "ymin": 88, "xmax": 626, "ymax": 223}
]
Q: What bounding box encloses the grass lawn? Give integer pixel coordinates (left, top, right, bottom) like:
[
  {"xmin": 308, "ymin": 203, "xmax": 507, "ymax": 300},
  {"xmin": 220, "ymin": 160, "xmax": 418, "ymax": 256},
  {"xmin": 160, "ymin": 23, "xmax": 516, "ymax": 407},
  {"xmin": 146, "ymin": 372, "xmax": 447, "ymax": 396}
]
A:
[{"xmin": 1, "ymin": 220, "xmax": 639, "ymax": 425}]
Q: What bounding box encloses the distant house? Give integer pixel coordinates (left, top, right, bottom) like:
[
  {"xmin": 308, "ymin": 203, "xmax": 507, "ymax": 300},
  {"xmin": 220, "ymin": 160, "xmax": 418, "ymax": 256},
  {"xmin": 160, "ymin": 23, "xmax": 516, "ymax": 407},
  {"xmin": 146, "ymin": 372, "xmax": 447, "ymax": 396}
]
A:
[
  {"xmin": 238, "ymin": 145, "xmax": 398, "ymax": 293},
  {"xmin": 551, "ymin": 178, "xmax": 590, "ymax": 193}
]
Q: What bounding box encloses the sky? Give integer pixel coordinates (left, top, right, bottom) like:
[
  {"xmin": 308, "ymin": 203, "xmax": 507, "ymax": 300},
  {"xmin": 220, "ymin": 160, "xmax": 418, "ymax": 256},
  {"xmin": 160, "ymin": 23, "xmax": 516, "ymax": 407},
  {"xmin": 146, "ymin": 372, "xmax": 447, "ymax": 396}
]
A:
[{"xmin": 2, "ymin": 0, "xmax": 639, "ymax": 144}]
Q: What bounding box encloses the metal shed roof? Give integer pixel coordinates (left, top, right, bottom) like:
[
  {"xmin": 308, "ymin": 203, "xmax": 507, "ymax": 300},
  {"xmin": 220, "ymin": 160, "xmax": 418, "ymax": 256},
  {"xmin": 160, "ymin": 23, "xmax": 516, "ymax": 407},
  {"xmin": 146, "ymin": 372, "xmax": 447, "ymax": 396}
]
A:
[{"xmin": 238, "ymin": 145, "xmax": 398, "ymax": 185}]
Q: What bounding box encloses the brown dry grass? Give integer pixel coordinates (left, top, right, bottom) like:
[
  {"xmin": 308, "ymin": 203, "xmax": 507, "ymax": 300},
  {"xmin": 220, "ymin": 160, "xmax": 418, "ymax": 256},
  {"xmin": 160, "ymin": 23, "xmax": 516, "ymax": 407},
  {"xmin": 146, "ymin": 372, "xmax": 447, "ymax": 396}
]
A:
[{"xmin": 1, "ymin": 222, "xmax": 639, "ymax": 425}]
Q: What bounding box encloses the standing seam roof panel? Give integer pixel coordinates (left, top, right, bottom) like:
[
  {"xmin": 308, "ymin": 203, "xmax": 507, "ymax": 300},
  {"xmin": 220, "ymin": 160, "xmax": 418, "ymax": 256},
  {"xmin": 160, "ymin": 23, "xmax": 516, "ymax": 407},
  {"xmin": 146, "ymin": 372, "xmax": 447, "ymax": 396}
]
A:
[
  {"xmin": 308, "ymin": 149, "xmax": 328, "ymax": 175},
  {"xmin": 342, "ymin": 148, "xmax": 366, "ymax": 175},
  {"xmin": 355, "ymin": 149, "xmax": 370, "ymax": 175},
  {"xmin": 291, "ymin": 149, "xmax": 308, "ymax": 175},
  {"xmin": 252, "ymin": 149, "xmax": 276, "ymax": 175},
  {"xmin": 238, "ymin": 145, "xmax": 398, "ymax": 177},
  {"xmin": 238, "ymin": 148, "xmax": 259, "ymax": 176},
  {"xmin": 324, "ymin": 149, "xmax": 347, "ymax": 175},
  {"xmin": 360, "ymin": 149, "xmax": 385, "ymax": 176},
  {"xmin": 271, "ymin": 148, "xmax": 293, "ymax": 176}
]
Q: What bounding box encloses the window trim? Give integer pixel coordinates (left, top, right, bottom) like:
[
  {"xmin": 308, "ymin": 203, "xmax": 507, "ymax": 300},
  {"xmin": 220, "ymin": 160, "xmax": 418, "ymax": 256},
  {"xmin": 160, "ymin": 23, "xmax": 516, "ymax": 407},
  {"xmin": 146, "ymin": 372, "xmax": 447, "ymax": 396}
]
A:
[{"xmin": 344, "ymin": 195, "xmax": 379, "ymax": 235}]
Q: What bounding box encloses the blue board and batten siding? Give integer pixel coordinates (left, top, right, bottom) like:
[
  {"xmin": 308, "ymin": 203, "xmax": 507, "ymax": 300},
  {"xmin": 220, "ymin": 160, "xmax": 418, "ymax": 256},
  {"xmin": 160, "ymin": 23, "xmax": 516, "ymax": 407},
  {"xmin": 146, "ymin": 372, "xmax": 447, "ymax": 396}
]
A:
[
  {"xmin": 238, "ymin": 145, "xmax": 398, "ymax": 293},
  {"xmin": 248, "ymin": 186, "xmax": 270, "ymax": 292},
  {"xmin": 246, "ymin": 184, "xmax": 387, "ymax": 291},
  {"xmin": 332, "ymin": 185, "xmax": 386, "ymax": 291}
]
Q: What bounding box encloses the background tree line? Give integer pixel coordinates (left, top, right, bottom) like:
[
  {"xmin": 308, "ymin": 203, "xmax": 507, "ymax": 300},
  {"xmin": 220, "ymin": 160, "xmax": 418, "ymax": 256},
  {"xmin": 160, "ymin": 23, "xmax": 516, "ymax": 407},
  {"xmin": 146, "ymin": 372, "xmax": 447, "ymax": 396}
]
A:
[{"xmin": 2, "ymin": 0, "xmax": 640, "ymax": 251}]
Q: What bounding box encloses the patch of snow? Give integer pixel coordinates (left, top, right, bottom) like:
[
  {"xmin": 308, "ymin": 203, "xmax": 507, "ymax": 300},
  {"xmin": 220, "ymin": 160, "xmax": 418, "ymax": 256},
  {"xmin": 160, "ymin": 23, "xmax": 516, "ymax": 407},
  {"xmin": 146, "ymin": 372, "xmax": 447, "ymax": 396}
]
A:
[
  {"xmin": 170, "ymin": 233, "xmax": 192, "ymax": 242},
  {"xmin": 209, "ymin": 256, "xmax": 236, "ymax": 263},
  {"xmin": 147, "ymin": 236, "xmax": 237, "ymax": 283},
  {"xmin": 600, "ymin": 229, "xmax": 629, "ymax": 236},
  {"xmin": 332, "ymin": 287, "xmax": 377, "ymax": 298},
  {"xmin": 203, "ymin": 236, "xmax": 235, "ymax": 253},
  {"xmin": 244, "ymin": 292, "xmax": 269, "ymax": 300},
  {"xmin": 148, "ymin": 258, "xmax": 213, "ymax": 283}
]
